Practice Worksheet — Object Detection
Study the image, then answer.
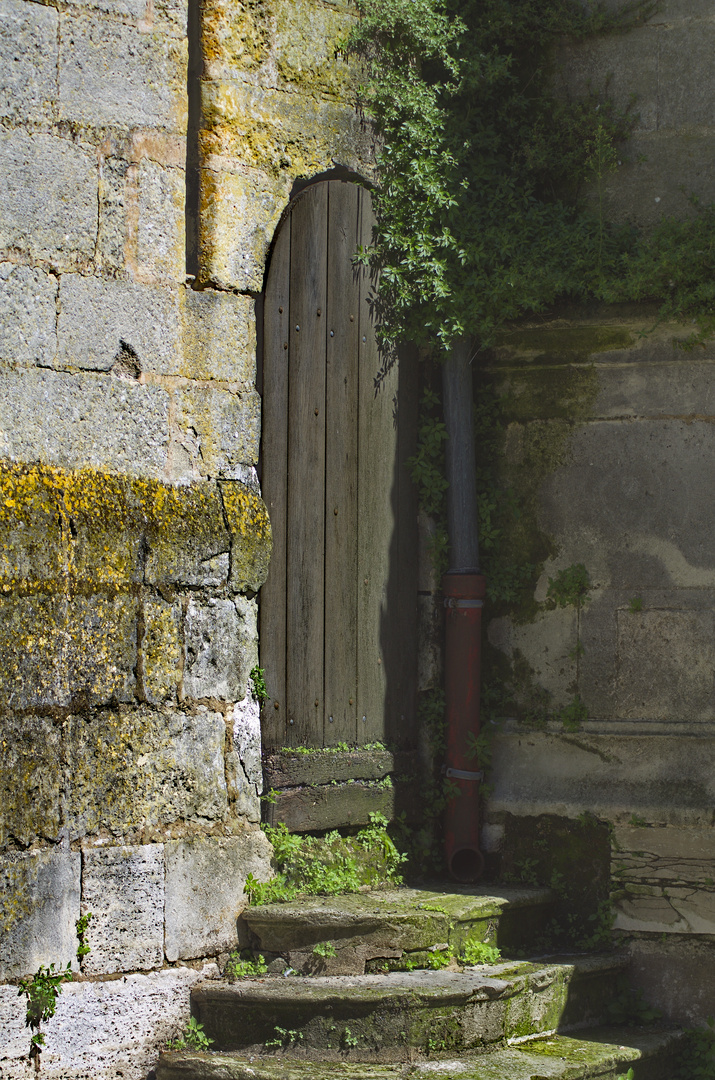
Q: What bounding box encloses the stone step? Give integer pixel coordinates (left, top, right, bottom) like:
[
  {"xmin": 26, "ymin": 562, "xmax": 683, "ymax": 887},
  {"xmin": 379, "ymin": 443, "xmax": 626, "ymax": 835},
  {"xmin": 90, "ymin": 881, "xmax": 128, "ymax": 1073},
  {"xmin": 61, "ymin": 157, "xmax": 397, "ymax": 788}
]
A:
[
  {"xmin": 190, "ymin": 955, "xmax": 628, "ymax": 1060},
  {"xmin": 156, "ymin": 1025, "xmax": 688, "ymax": 1080},
  {"xmin": 240, "ymin": 885, "xmax": 555, "ymax": 975}
]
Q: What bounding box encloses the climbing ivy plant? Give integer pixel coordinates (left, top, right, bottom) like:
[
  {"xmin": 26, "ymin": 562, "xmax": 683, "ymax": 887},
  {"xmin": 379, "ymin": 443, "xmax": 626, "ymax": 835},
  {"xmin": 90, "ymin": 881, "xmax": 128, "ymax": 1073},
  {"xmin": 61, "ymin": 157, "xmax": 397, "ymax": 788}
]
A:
[{"xmin": 347, "ymin": 0, "xmax": 662, "ymax": 354}]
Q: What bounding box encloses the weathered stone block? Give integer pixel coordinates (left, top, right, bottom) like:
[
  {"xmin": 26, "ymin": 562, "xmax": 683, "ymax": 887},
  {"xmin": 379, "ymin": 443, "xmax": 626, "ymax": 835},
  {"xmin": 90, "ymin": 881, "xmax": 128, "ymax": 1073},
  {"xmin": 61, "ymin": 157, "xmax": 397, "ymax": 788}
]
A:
[
  {"xmin": 164, "ymin": 831, "xmax": 272, "ymax": 961},
  {"xmin": 0, "ymin": 964, "xmax": 215, "ymax": 1078},
  {"xmin": 81, "ymin": 844, "xmax": 164, "ymax": 974},
  {"xmin": 227, "ymin": 685, "xmax": 262, "ymax": 820},
  {"xmin": 68, "ymin": 593, "xmax": 138, "ymax": 705},
  {"xmin": 143, "ymin": 479, "xmax": 230, "ymax": 586},
  {"xmin": 555, "ymin": 27, "xmax": 659, "ymax": 135},
  {"xmin": 175, "ymin": 384, "xmax": 261, "ymax": 476},
  {"xmin": 200, "ymin": 83, "xmax": 373, "ymax": 182},
  {"xmin": 0, "ymin": 0, "xmax": 58, "ymax": 122},
  {"xmin": 0, "ymin": 715, "xmax": 63, "ymax": 848},
  {"xmin": 487, "ymin": 725, "xmax": 715, "ymax": 826},
  {"xmin": 0, "ymin": 461, "xmax": 66, "ymax": 591},
  {"xmin": 97, "ymin": 155, "xmax": 130, "ymax": 273},
  {"xmin": 488, "ymin": 605, "xmax": 578, "ymax": 711},
  {"xmin": 180, "ymin": 287, "xmax": 256, "ymax": 385},
  {"xmin": 199, "ymin": 163, "xmax": 288, "ymax": 291},
  {"xmin": 66, "ymin": 705, "xmax": 228, "ymax": 836},
  {"xmin": 142, "ymin": 599, "xmax": 182, "ymax": 704},
  {"xmin": 657, "ymin": 21, "xmax": 715, "ymax": 130},
  {"xmin": 0, "ymin": 595, "xmax": 70, "ymax": 709},
  {"xmin": 595, "ymin": 132, "xmax": 715, "ymax": 227},
  {"xmin": 0, "ymin": 263, "xmax": 58, "ymax": 367},
  {"xmin": 616, "ymin": 609, "xmax": 715, "ymax": 720},
  {"xmin": 0, "ymin": 850, "xmax": 80, "ymax": 979},
  {"xmin": 541, "ymin": 419, "xmax": 715, "ymax": 591},
  {"xmin": 220, "ymin": 481, "xmax": 272, "ymax": 593},
  {"xmin": 63, "ymin": 0, "xmax": 151, "ymax": 24},
  {"xmin": 0, "ymin": 368, "xmax": 170, "ymax": 478},
  {"xmin": 57, "ymin": 275, "xmax": 181, "ymax": 374},
  {"xmin": 0, "ymin": 130, "xmax": 96, "ymax": 269},
  {"xmin": 232, "ymin": 686, "xmax": 262, "ymax": 790},
  {"xmin": 626, "ymin": 936, "xmax": 715, "ymax": 1027},
  {"xmin": 133, "ymin": 159, "xmax": 185, "ymax": 283},
  {"xmin": 59, "ymin": 12, "xmax": 187, "ymax": 132},
  {"xmin": 274, "ymin": 0, "xmax": 355, "ymax": 96},
  {"xmin": 612, "ymin": 826, "xmax": 715, "ymax": 934},
  {"xmin": 183, "ymin": 597, "xmax": 255, "ymax": 701}
]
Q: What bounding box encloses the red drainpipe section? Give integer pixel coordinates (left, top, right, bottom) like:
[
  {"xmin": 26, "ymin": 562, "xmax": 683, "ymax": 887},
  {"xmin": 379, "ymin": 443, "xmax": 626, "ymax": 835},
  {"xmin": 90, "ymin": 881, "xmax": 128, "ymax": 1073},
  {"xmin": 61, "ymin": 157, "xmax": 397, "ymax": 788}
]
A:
[{"xmin": 443, "ymin": 571, "xmax": 486, "ymax": 883}]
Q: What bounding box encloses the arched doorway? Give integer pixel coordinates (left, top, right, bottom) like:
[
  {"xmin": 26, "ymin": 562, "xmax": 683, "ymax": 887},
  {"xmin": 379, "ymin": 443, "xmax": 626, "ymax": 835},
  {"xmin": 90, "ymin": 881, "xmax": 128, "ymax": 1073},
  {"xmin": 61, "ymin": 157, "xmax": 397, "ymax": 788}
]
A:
[{"xmin": 259, "ymin": 179, "xmax": 418, "ymax": 764}]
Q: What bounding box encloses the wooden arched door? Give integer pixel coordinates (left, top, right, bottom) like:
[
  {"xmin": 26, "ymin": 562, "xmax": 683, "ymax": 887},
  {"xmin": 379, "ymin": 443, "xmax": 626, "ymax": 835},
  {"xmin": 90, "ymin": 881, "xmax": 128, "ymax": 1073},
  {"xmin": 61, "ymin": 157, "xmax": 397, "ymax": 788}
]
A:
[{"xmin": 259, "ymin": 180, "xmax": 417, "ymax": 754}]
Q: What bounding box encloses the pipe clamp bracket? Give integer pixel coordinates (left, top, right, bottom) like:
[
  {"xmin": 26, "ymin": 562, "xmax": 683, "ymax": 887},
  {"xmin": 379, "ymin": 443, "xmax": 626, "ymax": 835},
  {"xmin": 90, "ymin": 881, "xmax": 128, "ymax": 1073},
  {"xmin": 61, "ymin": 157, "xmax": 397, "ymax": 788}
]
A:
[
  {"xmin": 444, "ymin": 598, "xmax": 484, "ymax": 609},
  {"xmin": 444, "ymin": 767, "xmax": 484, "ymax": 782}
]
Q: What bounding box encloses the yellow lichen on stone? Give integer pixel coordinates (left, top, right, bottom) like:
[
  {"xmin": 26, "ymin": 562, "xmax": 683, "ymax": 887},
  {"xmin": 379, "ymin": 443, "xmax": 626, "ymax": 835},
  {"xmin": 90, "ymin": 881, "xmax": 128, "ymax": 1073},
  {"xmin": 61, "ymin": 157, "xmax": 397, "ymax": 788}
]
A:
[
  {"xmin": 274, "ymin": 0, "xmax": 356, "ymax": 98},
  {"xmin": 0, "ymin": 460, "xmax": 270, "ymax": 592},
  {"xmin": 201, "ymin": 0, "xmax": 271, "ymax": 75},
  {"xmin": 220, "ymin": 481, "xmax": 272, "ymax": 592}
]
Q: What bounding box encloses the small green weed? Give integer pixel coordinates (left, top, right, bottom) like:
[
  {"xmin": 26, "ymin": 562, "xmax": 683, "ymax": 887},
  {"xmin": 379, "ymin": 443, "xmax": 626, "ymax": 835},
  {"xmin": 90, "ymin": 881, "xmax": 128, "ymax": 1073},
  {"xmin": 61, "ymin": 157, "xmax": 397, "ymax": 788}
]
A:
[
  {"xmin": 312, "ymin": 941, "xmax": 337, "ymax": 959},
  {"xmin": 628, "ymin": 597, "xmax": 643, "ymax": 613},
  {"xmin": 245, "ymin": 812, "xmax": 406, "ymax": 905},
  {"xmin": 249, "ymin": 666, "xmax": 268, "ymax": 706},
  {"xmin": 629, "ymin": 814, "xmax": 648, "ymax": 827},
  {"xmin": 460, "ymin": 940, "xmax": 501, "ymax": 965},
  {"xmin": 224, "ymin": 951, "xmax": 268, "ymax": 979},
  {"xmin": 615, "ymin": 1070, "xmax": 634, "ymax": 1080},
  {"xmin": 266, "ymin": 1026, "xmax": 303, "ymax": 1049},
  {"xmin": 19, "ymin": 963, "xmax": 73, "ymax": 1072},
  {"xmin": 673, "ymin": 1017, "xmax": 715, "ymax": 1080},
  {"xmin": 75, "ymin": 911, "xmax": 93, "ymax": 966},
  {"xmin": 426, "ymin": 1037, "xmax": 448, "ymax": 1053},
  {"xmin": 553, "ymin": 694, "xmax": 588, "ymax": 732},
  {"xmin": 546, "ymin": 564, "xmax": 591, "ymax": 609},
  {"xmin": 166, "ymin": 1016, "xmax": 214, "ymax": 1052},
  {"xmin": 342, "ymin": 1027, "xmax": 359, "ymax": 1049}
]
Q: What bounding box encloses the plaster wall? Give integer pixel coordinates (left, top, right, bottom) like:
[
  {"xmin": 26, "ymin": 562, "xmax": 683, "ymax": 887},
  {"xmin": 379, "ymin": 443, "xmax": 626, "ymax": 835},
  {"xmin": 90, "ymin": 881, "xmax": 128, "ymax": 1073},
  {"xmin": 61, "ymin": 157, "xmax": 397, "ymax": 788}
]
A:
[{"xmin": 480, "ymin": 0, "xmax": 715, "ymax": 1023}]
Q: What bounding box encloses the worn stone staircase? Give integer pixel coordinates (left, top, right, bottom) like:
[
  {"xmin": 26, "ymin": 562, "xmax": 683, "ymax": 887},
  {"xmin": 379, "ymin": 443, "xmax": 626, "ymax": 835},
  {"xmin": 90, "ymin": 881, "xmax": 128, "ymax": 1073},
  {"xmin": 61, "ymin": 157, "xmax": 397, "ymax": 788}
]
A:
[{"xmin": 157, "ymin": 886, "xmax": 686, "ymax": 1079}]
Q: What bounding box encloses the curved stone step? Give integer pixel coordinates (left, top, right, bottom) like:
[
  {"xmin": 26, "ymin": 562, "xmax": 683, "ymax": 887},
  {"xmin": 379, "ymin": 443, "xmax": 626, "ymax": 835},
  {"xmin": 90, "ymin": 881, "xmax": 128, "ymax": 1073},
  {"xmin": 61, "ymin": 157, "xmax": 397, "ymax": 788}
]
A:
[
  {"xmin": 191, "ymin": 955, "xmax": 628, "ymax": 1060},
  {"xmin": 156, "ymin": 1025, "xmax": 688, "ymax": 1080},
  {"xmin": 240, "ymin": 885, "xmax": 554, "ymax": 975}
]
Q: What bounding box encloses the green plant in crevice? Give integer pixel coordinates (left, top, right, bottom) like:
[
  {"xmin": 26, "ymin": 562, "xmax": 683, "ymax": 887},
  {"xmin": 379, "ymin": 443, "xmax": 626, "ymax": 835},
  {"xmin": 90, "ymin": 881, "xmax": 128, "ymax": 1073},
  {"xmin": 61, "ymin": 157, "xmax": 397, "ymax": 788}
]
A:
[
  {"xmin": 312, "ymin": 941, "xmax": 337, "ymax": 959},
  {"xmin": 165, "ymin": 1016, "xmax": 214, "ymax": 1052},
  {"xmin": 75, "ymin": 911, "xmax": 93, "ymax": 967},
  {"xmin": 250, "ymin": 665, "xmax": 268, "ymax": 706},
  {"xmin": 266, "ymin": 1026, "xmax": 303, "ymax": 1049},
  {"xmin": 224, "ymin": 950, "xmax": 268, "ymax": 979},
  {"xmin": 18, "ymin": 963, "xmax": 73, "ymax": 1073},
  {"xmin": 629, "ymin": 596, "xmax": 643, "ymax": 612},
  {"xmin": 673, "ymin": 1016, "xmax": 715, "ymax": 1080},
  {"xmin": 460, "ymin": 939, "xmax": 501, "ymax": 965},
  {"xmin": 245, "ymin": 812, "xmax": 406, "ymax": 905}
]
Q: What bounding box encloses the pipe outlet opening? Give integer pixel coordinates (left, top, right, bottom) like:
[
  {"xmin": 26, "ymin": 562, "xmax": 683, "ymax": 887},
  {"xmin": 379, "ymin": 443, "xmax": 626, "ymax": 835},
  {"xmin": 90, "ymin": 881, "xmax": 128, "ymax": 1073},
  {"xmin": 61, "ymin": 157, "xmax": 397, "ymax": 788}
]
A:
[{"xmin": 449, "ymin": 846, "xmax": 484, "ymax": 884}]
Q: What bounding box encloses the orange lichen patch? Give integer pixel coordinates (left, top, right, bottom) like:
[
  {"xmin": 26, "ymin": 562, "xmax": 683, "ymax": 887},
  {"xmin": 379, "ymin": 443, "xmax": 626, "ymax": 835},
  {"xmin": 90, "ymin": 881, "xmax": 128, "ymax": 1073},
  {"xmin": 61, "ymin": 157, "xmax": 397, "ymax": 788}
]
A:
[{"xmin": 201, "ymin": 0, "xmax": 271, "ymax": 73}]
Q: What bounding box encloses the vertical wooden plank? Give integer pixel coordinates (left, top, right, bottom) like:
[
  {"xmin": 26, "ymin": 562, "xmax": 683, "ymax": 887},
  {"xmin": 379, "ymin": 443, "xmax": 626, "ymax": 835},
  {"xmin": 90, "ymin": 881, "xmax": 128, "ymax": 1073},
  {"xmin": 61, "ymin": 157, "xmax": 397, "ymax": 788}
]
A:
[
  {"xmin": 356, "ymin": 186, "xmax": 399, "ymax": 744},
  {"xmin": 285, "ymin": 183, "xmax": 328, "ymax": 746},
  {"xmin": 260, "ymin": 215, "xmax": 291, "ymax": 749},
  {"xmin": 391, "ymin": 345, "xmax": 419, "ymax": 748},
  {"xmin": 324, "ymin": 182, "xmax": 360, "ymax": 745}
]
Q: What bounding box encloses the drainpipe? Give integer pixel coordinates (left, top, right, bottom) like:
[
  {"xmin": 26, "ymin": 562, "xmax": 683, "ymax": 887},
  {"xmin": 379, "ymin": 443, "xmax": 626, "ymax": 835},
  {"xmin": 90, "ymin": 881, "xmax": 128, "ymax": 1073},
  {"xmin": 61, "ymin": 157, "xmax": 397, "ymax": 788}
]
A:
[{"xmin": 442, "ymin": 337, "xmax": 486, "ymax": 883}]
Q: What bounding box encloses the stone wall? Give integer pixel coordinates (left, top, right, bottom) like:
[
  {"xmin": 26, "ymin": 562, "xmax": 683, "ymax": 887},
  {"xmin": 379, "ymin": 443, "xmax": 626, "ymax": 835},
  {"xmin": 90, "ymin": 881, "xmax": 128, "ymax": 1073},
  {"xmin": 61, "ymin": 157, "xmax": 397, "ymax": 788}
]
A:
[
  {"xmin": 0, "ymin": 0, "xmax": 370, "ymax": 1075},
  {"xmin": 481, "ymin": 0, "xmax": 715, "ymax": 1024}
]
